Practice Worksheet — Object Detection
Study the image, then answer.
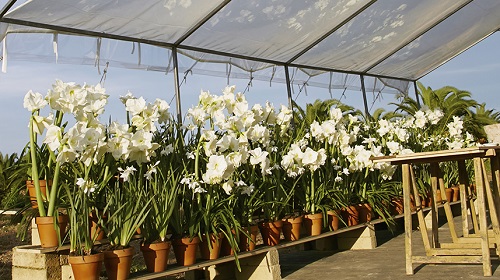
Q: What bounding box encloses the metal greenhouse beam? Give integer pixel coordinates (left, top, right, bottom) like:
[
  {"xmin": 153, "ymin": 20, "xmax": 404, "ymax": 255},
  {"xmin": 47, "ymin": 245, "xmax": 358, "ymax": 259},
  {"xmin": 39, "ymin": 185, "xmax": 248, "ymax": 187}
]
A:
[
  {"xmin": 0, "ymin": 0, "xmax": 18, "ymax": 19},
  {"xmin": 360, "ymin": 75, "xmax": 369, "ymax": 117},
  {"xmin": 414, "ymin": 81, "xmax": 421, "ymax": 109},
  {"xmin": 284, "ymin": 65, "xmax": 294, "ymax": 127},
  {"xmin": 172, "ymin": 47, "xmax": 182, "ymax": 124},
  {"xmin": 363, "ymin": 0, "xmax": 473, "ymax": 73},
  {"xmin": 286, "ymin": 0, "xmax": 377, "ymax": 64}
]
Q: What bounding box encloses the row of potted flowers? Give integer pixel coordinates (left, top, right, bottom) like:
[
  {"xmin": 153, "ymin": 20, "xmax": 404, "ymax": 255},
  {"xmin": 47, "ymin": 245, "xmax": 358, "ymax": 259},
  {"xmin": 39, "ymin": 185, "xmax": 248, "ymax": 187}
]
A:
[{"xmin": 23, "ymin": 80, "xmax": 474, "ymax": 279}]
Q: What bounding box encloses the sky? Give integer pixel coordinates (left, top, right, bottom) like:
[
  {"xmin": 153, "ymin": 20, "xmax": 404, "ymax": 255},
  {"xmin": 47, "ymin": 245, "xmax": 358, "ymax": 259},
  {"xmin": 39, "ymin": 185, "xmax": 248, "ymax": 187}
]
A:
[{"xmin": 0, "ymin": 29, "xmax": 499, "ymax": 156}]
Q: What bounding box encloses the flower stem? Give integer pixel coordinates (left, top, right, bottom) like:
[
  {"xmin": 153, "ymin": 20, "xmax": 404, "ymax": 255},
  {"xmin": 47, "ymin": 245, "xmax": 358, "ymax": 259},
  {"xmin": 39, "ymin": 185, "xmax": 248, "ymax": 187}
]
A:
[{"xmin": 29, "ymin": 115, "xmax": 46, "ymax": 217}]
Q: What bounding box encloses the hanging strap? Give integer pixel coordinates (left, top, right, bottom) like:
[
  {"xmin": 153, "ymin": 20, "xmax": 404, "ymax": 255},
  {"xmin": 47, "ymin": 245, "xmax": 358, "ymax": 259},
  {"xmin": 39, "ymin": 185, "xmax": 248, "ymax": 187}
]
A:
[
  {"xmin": 53, "ymin": 33, "xmax": 59, "ymax": 63},
  {"xmin": 137, "ymin": 42, "xmax": 142, "ymax": 66},
  {"xmin": 226, "ymin": 58, "xmax": 232, "ymax": 85},
  {"xmin": 269, "ymin": 66, "xmax": 276, "ymax": 87},
  {"xmin": 95, "ymin": 37, "xmax": 102, "ymax": 75},
  {"xmin": 2, "ymin": 36, "xmax": 7, "ymax": 73}
]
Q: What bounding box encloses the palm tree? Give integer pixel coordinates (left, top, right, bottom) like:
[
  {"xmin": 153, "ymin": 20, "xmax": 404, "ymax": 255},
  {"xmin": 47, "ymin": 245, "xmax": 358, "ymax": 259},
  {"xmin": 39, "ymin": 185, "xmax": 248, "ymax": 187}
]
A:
[{"xmin": 392, "ymin": 82, "xmax": 496, "ymax": 139}]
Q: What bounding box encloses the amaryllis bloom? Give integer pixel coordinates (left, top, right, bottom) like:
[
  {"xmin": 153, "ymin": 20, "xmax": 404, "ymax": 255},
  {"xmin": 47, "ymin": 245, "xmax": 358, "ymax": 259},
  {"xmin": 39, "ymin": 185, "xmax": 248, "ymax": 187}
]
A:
[
  {"xmin": 203, "ymin": 155, "xmax": 229, "ymax": 184},
  {"xmin": 241, "ymin": 184, "xmax": 255, "ymax": 196},
  {"xmin": 32, "ymin": 113, "xmax": 54, "ymax": 135},
  {"xmin": 144, "ymin": 161, "xmax": 160, "ymax": 180},
  {"xmin": 222, "ymin": 179, "xmax": 234, "ymax": 195},
  {"xmin": 44, "ymin": 125, "xmax": 62, "ymax": 151},
  {"xmin": 23, "ymin": 90, "xmax": 48, "ymax": 112},
  {"xmin": 249, "ymin": 147, "xmax": 269, "ymax": 166},
  {"xmin": 126, "ymin": 97, "xmax": 147, "ymax": 116},
  {"xmin": 76, "ymin": 178, "xmax": 96, "ymax": 194},
  {"xmin": 118, "ymin": 166, "xmax": 137, "ymax": 182}
]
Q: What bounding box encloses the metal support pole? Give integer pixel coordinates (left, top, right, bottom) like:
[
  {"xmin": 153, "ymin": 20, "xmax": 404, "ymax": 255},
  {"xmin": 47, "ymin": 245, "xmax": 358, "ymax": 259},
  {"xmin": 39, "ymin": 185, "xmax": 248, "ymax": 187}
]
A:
[
  {"xmin": 284, "ymin": 65, "xmax": 294, "ymax": 128},
  {"xmin": 413, "ymin": 81, "xmax": 421, "ymax": 109},
  {"xmin": 360, "ymin": 75, "xmax": 370, "ymax": 117},
  {"xmin": 172, "ymin": 47, "xmax": 182, "ymax": 124}
]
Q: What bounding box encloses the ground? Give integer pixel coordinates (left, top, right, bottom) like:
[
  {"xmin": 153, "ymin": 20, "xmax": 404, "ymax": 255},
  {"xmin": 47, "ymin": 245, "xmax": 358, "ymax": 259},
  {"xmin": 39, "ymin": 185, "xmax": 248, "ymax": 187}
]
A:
[{"xmin": 0, "ymin": 216, "xmax": 30, "ymax": 280}]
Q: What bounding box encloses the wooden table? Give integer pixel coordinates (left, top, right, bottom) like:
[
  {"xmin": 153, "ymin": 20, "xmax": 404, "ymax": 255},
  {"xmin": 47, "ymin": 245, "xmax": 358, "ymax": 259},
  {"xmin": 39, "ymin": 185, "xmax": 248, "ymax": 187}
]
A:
[{"xmin": 372, "ymin": 146, "xmax": 500, "ymax": 276}]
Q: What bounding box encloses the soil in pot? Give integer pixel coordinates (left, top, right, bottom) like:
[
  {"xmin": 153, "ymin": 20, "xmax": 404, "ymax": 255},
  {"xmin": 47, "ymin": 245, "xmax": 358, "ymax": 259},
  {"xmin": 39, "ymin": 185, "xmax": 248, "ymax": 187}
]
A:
[
  {"xmin": 282, "ymin": 215, "xmax": 303, "ymax": 241},
  {"xmin": 303, "ymin": 213, "xmax": 323, "ymax": 236},
  {"xmin": 36, "ymin": 215, "xmax": 68, "ymax": 248},
  {"xmin": 172, "ymin": 236, "xmax": 200, "ymax": 266},
  {"xmin": 104, "ymin": 247, "xmax": 135, "ymax": 280},
  {"xmin": 69, "ymin": 253, "xmax": 104, "ymax": 280},
  {"xmin": 140, "ymin": 241, "xmax": 171, "ymax": 273}
]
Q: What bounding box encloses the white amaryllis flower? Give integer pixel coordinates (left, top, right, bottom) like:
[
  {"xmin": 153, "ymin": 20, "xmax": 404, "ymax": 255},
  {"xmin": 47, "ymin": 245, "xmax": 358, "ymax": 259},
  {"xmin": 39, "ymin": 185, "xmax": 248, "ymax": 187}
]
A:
[
  {"xmin": 144, "ymin": 161, "xmax": 159, "ymax": 181},
  {"xmin": 118, "ymin": 166, "xmax": 137, "ymax": 182},
  {"xmin": 302, "ymin": 147, "xmax": 319, "ymax": 166},
  {"xmin": 241, "ymin": 184, "xmax": 255, "ymax": 196},
  {"xmin": 329, "ymin": 107, "xmax": 343, "ymax": 122},
  {"xmin": 76, "ymin": 178, "xmax": 96, "ymax": 194},
  {"xmin": 222, "ymin": 179, "xmax": 234, "ymax": 195},
  {"xmin": 161, "ymin": 144, "xmax": 174, "ymax": 156},
  {"xmin": 125, "ymin": 97, "xmax": 147, "ymax": 116},
  {"xmin": 249, "ymin": 147, "xmax": 268, "ymax": 166},
  {"xmin": 44, "ymin": 125, "xmax": 62, "ymax": 151},
  {"xmin": 23, "ymin": 90, "xmax": 48, "ymax": 112},
  {"xmin": 32, "ymin": 113, "xmax": 54, "ymax": 135},
  {"xmin": 203, "ymin": 155, "xmax": 229, "ymax": 184}
]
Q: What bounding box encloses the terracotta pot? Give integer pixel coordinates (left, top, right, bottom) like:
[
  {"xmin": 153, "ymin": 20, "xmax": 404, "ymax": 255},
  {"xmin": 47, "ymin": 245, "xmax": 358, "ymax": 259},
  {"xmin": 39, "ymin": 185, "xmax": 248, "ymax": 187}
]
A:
[
  {"xmin": 451, "ymin": 186, "xmax": 460, "ymax": 202},
  {"xmin": 282, "ymin": 215, "xmax": 303, "ymax": 241},
  {"xmin": 35, "ymin": 215, "xmax": 68, "ymax": 248},
  {"xmin": 26, "ymin": 180, "xmax": 49, "ymax": 209},
  {"xmin": 103, "ymin": 247, "xmax": 134, "ymax": 280},
  {"xmin": 358, "ymin": 203, "xmax": 373, "ymax": 223},
  {"xmin": 140, "ymin": 241, "xmax": 171, "ymax": 273},
  {"xmin": 172, "ymin": 236, "xmax": 200, "ymax": 266},
  {"xmin": 239, "ymin": 225, "xmax": 259, "ymax": 252},
  {"xmin": 89, "ymin": 211, "xmax": 106, "ymax": 241},
  {"xmin": 259, "ymin": 220, "xmax": 283, "ymax": 246},
  {"xmin": 390, "ymin": 198, "xmax": 404, "ymax": 215},
  {"xmin": 327, "ymin": 210, "xmax": 342, "ymax": 231},
  {"xmin": 341, "ymin": 205, "xmax": 360, "ymax": 226},
  {"xmin": 435, "ymin": 189, "xmax": 443, "ymax": 204},
  {"xmin": 303, "ymin": 213, "xmax": 323, "ymax": 236},
  {"xmin": 445, "ymin": 188, "xmax": 453, "ymax": 202},
  {"xmin": 68, "ymin": 253, "xmax": 104, "ymax": 280},
  {"xmin": 199, "ymin": 233, "xmax": 222, "ymax": 260}
]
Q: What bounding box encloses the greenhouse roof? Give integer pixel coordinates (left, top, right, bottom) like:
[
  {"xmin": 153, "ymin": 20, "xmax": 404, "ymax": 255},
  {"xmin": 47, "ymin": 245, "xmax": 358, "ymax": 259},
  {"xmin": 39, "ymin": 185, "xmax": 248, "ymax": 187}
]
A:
[{"xmin": 1, "ymin": 0, "xmax": 499, "ymax": 94}]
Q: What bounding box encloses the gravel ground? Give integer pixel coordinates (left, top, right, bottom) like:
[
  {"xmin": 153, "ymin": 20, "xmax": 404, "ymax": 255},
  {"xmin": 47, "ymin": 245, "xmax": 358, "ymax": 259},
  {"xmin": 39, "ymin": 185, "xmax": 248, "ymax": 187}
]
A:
[{"xmin": 0, "ymin": 216, "xmax": 30, "ymax": 280}]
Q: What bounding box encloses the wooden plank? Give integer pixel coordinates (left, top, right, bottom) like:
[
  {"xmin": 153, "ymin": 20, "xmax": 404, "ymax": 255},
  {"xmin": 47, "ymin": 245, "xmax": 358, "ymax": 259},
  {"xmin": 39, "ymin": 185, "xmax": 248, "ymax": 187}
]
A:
[
  {"xmin": 402, "ymin": 164, "xmax": 414, "ymax": 275},
  {"xmin": 410, "ymin": 167, "xmax": 431, "ymax": 256},
  {"xmin": 430, "ymin": 163, "xmax": 440, "ymax": 248},
  {"xmin": 429, "ymin": 248, "xmax": 483, "ymax": 256},
  {"xmin": 473, "ymin": 157, "xmax": 492, "ymax": 276},
  {"xmin": 482, "ymin": 159, "xmax": 500, "ymax": 257},
  {"xmin": 412, "ymin": 255, "xmax": 482, "ymax": 264},
  {"xmin": 457, "ymin": 160, "xmax": 470, "ymax": 237}
]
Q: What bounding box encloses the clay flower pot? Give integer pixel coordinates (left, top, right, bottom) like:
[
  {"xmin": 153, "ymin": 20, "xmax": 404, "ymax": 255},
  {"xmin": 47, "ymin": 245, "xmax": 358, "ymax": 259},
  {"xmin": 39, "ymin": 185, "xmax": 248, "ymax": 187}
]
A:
[
  {"xmin": 303, "ymin": 213, "xmax": 323, "ymax": 236},
  {"xmin": 199, "ymin": 233, "xmax": 223, "ymax": 260},
  {"xmin": 341, "ymin": 205, "xmax": 360, "ymax": 226},
  {"xmin": 327, "ymin": 210, "xmax": 342, "ymax": 231},
  {"xmin": 172, "ymin": 236, "xmax": 200, "ymax": 266},
  {"xmin": 26, "ymin": 180, "xmax": 49, "ymax": 209},
  {"xmin": 259, "ymin": 220, "xmax": 283, "ymax": 246},
  {"xmin": 358, "ymin": 203, "xmax": 373, "ymax": 223},
  {"xmin": 141, "ymin": 241, "xmax": 171, "ymax": 272},
  {"xmin": 239, "ymin": 225, "xmax": 260, "ymax": 252},
  {"xmin": 451, "ymin": 185, "xmax": 460, "ymax": 201},
  {"xmin": 282, "ymin": 215, "xmax": 303, "ymax": 241},
  {"xmin": 89, "ymin": 211, "xmax": 106, "ymax": 241},
  {"xmin": 445, "ymin": 188, "xmax": 453, "ymax": 202},
  {"xmin": 35, "ymin": 215, "xmax": 68, "ymax": 248},
  {"xmin": 104, "ymin": 247, "xmax": 134, "ymax": 280},
  {"xmin": 69, "ymin": 253, "xmax": 104, "ymax": 280}
]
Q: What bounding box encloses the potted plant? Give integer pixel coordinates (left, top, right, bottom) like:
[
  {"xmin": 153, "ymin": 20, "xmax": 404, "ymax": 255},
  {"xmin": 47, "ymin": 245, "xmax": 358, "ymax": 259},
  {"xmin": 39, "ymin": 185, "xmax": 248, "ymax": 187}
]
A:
[
  {"xmin": 23, "ymin": 80, "xmax": 104, "ymax": 247},
  {"xmin": 140, "ymin": 121, "xmax": 180, "ymax": 272}
]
